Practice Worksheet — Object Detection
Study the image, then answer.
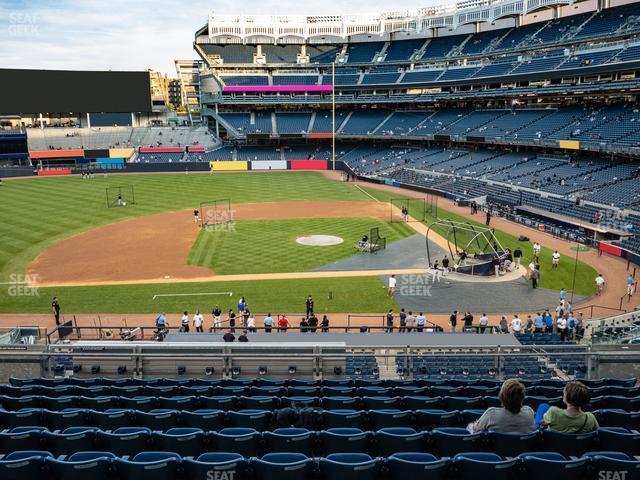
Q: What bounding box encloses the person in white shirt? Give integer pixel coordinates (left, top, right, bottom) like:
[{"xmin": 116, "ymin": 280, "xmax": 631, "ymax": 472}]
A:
[
  {"xmin": 388, "ymin": 275, "xmax": 397, "ymax": 296},
  {"xmin": 595, "ymin": 273, "xmax": 605, "ymax": 295},
  {"xmin": 416, "ymin": 313, "xmax": 426, "ymax": 332},
  {"xmin": 511, "ymin": 315, "xmax": 522, "ymax": 333},
  {"xmin": 556, "ymin": 316, "xmax": 568, "ymax": 341},
  {"xmin": 533, "ymin": 242, "xmax": 541, "ymax": 261},
  {"xmin": 181, "ymin": 311, "xmax": 190, "ymax": 333},
  {"xmin": 479, "ymin": 313, "xmax": 489, "ymax": 333},
  {"xmin": 552, "ymin": 251, "xmax": 560, "ymax": 269},
  {"xmin": 193, "ymin": 310, "xmax": 204, "ymax": 333},
  {"xmin": 247, "ymin": 314, "xmax": 256, "ymax": 333}
]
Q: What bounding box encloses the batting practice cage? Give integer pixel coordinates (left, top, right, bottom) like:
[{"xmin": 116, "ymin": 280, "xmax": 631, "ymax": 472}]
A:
[
  {"xmin": 200, "ymin": 199, "xmax": 232, "ymax": 228},
  {"xmin": 106, "ymin": 185, "xmax": 135, "ymax": 208},
  {"xmin": 369, "ymin": 226, "xmax": 387, "ymax": 253},
  {"xmin": 390, "ymin": 196, "xmax": 437, "ymax": 222}
]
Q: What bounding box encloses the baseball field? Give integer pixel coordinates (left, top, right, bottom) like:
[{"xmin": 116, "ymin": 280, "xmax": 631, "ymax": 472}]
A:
[{"xmin": 0, "ymin": 171, "xmax": 598, "ymax": 317}]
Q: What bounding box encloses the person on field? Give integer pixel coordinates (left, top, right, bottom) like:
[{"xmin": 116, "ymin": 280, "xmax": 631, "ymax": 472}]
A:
[
  {"xmin": 627, "ymin": 274, "xmax": 635, "ymax": 300},
  {"xmin": 513, "ymin": 247, "xmax": 523, "ymax": 268},
  {"xmin": 52, "ymin": 296, "xmax": 61, "ymax": 326},
  {"xmin": 193, "ymin": 209, "xmax": 199, "ymax": 224},
  {"xmin": 533, "ymin": 242, "xmax": 541, "ymax": 262},
  {"xmin": 552, "ymin": 250, "xmax": 560, "ymax": 269},
  {"xmin": 305, "ymin": 295, "xmax": 314, "ymax": 316},
  {"xmin": 595, "ymin": 273, "xmax": 605, "ymax": 295},
  {"xmin": 388, "ymin": 275, "xmax": 397, "ymax": 296}
]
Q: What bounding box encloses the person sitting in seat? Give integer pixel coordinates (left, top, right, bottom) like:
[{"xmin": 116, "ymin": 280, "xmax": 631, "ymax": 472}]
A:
[
  {"xmin": 536, "ymin": 381, "xmax": 599, "ymax": 432},
  {"xmin": 471, "ymin": 378, "xmax": 535, "ymax": 433}
]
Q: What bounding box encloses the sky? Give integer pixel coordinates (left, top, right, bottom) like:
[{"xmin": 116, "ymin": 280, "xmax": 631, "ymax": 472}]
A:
[{"xmin": 0, "ymin": 0, "xmax": 440, "ymax": 75}]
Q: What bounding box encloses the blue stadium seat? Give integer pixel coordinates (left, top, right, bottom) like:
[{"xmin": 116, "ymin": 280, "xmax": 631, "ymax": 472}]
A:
[
  {"xmin": 368, "ymin": 409, "xmax": 411, "ymax": 429},
  {"xmin": 88, "ymin": 408, "xmax": 132, "ymax": 430},
  {"xmin": 322, "ymin": 396, "xmax": 359, "ymax": 409},
  {"xmin": 182, "ymin": 452, "xmax": 247, "ymax": 480},
  {"xmin": 0, "ymin": 409, "xmax": 42, "ymax": 429},
  {"xmin": 386, "ymin": 452, "xmax": 449, "ymax": 479},
  {"xmin": 594, "ymin": 409, "xmax": 640, "ymax": 430},
  {"xmin": 318, "ymin": 428, "xmax": 372, "ymax": 454},
  {"xmin": 0, "ymin": 427, "xmax": 44, "ymax": 453},
  {"xmin": 322, "ymin": 409, "xmax": 365, "ymax": 429},
  {"xmin": 518, "ymin": 452, "xmax": 587, "ymax": 480},
  {"xmin": 114, "ymin": 452, "xmax": 181, "ymax": 480},
  {"xmin": 582, "ymin": 452, "xmax": 640, "ymax": 478},
  {"xmin": 486, "ymin": 431, "xmax": 541, "ymax": 457},
  {"xmin": 41, "ymin": 427, "xmax": 98, "ymax": 455},
  {"xmin": 209, "ymin": 428, "xmax": 261, "ymax": 456},
  {"xmin": 444, "ymin": 396, "xmax": 484, "ymax": 410},
  {"xmin": 155, "ymin": 396, "xmax": 196, "ymax": 410},
  {"xmin": 151, "ymin": 427, "xmax": 205, "ymax": 457},
  {"xmin": 0, "ymin": 451, "xmax": 52, "ymax": 480},
  {"xmin": 596, "ymin": 427, "xmax": 640, "ymax": 457},
  {"xmin": 322, "ymin": 387, "xmax": 356, "ymax": 396},
  {"xmin": 362, "ymin": 396, "xmax": 401, "ymax": 410},
  {"xmin": 181, "ymin": 409, "xmax": 225, "ymax": 431},
  {"xmin": 415, "ymin": 409, "xmax": 460, "ymax": 428},
  {"xmin": 95, "ymin": 427, "xmax": 151, "ymax": 457},
  {"xmin": 542, "ymin": 429, "xmax": 596, "ymax": 456},
  {"xmin": 227, "ymin": 409, "xmax": 272, "ymax": 430},
  {"xmin": 133, "ymin": 409, "xmax": 179, "ymax": 430},
  {"xmin": 239, "ymin": 395, "xmax": 279, "ymax": 410},
  {"xmin": 200, "ymin": 395, "xmax": 236, "ymax": 410},
  {"xmin": 42, "ymin": 409, "xmax": 87, "ymax": 431},
  {"xmin": 44, "ymin": 451, "xmax": 115, "ymax": 480},
  {"xmin": 319, "ymin": 453, "xmax": 380, "ymax": 480},
  {"xmin": 403, "ymin": 396, "xmax": 443, "ymax": 410},
  {"xmin": 453, "ymin": 453, "xmax": 518, "ymax": 480},
  {"xmin": 263, "ymin": 428, "xmax": 315, "ymax": 454},
  {"xmin": 252, "ymin": 453, "xmax": 315, "ymax": 480},
  {"xmin": 430, "ymin": 427, "xmax": 483, "ymax": 456},
  {"xmin": 374, "ymin": 427, "xmax": 425, "ymax": 455}
]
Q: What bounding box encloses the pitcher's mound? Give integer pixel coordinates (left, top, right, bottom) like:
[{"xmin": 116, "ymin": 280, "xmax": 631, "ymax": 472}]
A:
[{"xmin": 296, "ymin": 235, "xmax": 344, "ymax": 246}]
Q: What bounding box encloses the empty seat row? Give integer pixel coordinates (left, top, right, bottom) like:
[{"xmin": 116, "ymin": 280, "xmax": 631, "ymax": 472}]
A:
[
  {"xmin": 9, "ymin": 376, "xmax": 635, "ymax": 388},
  {"xmin": 2, "ymin": 393, "xmax": 639, "ymax": 412},
  {"xmin": 1, "ymin": 449, "xmax": 638, "ymax": 480},
  {"xmin": 4, "ymin": 384, "xmax": 638, "ymax": 399},
  {"xmin": 0, "ymin": 426, "xmax": 638, "ymax": 458}
]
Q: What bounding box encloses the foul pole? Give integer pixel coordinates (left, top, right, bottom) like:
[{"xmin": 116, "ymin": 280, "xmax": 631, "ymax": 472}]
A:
[{"xmin": 332, "ymin": 62, "xmax": 336, "ymax": 170}]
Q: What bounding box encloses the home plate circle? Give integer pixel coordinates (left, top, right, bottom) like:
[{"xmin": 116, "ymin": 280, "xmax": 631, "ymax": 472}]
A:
[{"xmin": 296, "ymin": 235, "xmax": 344, "ymax": 246}]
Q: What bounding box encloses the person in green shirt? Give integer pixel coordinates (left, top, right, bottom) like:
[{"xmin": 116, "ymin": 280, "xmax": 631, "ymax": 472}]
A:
[{"xmin": 541, "ymin": 381, "xmax": 599, "ymax": 433}]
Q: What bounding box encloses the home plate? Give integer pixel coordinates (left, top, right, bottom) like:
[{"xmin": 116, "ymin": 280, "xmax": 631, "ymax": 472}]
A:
[{"xmin": 296, "ymin": 235, "xmax": 344, "ymax": 246}]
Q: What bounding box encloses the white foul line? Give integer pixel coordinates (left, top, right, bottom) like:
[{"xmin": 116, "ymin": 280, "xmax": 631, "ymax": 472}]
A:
[
  {"xmin": 354, "ymin": 184, "xmax": 380, "ymax": 203},
  {"xmin": 153, "ymin": 292, "xmax": 233, "ymax": 300},
  {"xmin": 0, "ymin": 282, "xmax": 26, "ymax": 285}
]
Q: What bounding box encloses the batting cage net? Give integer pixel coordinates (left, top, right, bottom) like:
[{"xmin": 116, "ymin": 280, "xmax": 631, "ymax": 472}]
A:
[
  {"xmin": 369, "ymin": 226, "xmax": 386, "ymax": 253},
  {"xmin": 200, "ymin": 199, "xmax": 232, "ymax": 227},
  {"xmin": 390, "ymin": 196, "xmax": 438, "ymax": 222},
  {"xmin": 106, "ymin": 185, "xmax": 135, "ymax": 208}
]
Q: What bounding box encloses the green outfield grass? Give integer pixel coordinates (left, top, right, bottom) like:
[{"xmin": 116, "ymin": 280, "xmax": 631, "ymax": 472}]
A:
[
  {"xmin": 0, "ymin": 172, "xmax": 598, "ymax": 314},
  {"xmin": 188, "ymin": 217, "xmax": 414, "ymax": 274},
  {"xmin": 0, "ymin": 172, "xmax": 369, "ymax": 282},
  {"xmin": 359, "ymin": 186, "xmax": 598, "ymax": 297},
  {"xmin": 0, "ymin": 276, "xmax": 398, "ymax": 314}
]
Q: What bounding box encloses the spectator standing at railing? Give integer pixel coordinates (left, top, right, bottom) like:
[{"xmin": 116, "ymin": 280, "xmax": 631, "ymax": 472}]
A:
[
  {"xmin": 193, "ymin": 310, "xmax": 204, "ymax": 333},
  {"xmin": 479, "ymin": 313, "xmax": 489, "ymax": 333},
  {"xmin": 278, "ymin": 314, "xmax": 290, "ymax": 332},
  {"xmin": 211, "ymin": 305, "xmax": 222, "ymax": 331},
  {"xmin": 321, "ymin": 315, "xmax": 329, "ymax": 332},
  {"xmin": 247, "ymin": 313, "xmax": 256, "ymax": 333},
  {"xmin": 308, "ymin": 313, "xmax": 318, "ymax": 333},
  {"xmin": 534, "ymin": 312, "xmax": 544, "ymax": 333},
  {"xmin": 228, "ymin": 309, "xmax": 236, "ymax": 332},
  {"xmin": 386, "ymin": 310, "xmax": 395, "ymax": 332},
  {"xmin": 416, "ymin": 312, "xmax": 426, "ymax": 332},
  {"xmin": 263, "ymin": 313, "xmax": 274, "ymax": 333}
]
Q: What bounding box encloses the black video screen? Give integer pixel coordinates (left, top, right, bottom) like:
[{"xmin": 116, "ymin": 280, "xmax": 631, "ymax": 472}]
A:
[{"xmin": 0, "ymin": 69, "xmax": 151, "ymax": 114}]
